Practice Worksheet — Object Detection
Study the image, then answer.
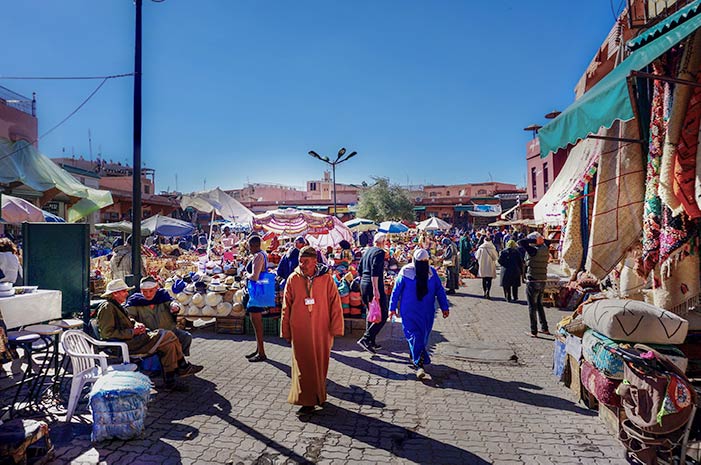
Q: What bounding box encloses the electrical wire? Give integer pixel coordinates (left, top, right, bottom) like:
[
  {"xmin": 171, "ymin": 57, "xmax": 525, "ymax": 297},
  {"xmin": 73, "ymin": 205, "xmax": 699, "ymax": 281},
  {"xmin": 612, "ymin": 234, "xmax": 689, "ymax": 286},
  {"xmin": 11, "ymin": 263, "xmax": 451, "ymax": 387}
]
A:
[
  {"xmin": 0, "ymin": 73, "xmax": 134, "ymax": 80},
  {"xmin": 0, "ymin": 77, "xmax": 111, "ymax": 164}
]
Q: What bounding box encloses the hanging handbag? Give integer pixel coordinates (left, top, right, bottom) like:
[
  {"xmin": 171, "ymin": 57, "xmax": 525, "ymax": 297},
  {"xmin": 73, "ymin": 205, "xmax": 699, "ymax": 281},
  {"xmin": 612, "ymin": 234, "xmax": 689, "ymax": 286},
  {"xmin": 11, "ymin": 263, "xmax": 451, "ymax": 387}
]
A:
[{"xmin": 246, "ymin": 252, "xmax": 276, "ymax": 308}]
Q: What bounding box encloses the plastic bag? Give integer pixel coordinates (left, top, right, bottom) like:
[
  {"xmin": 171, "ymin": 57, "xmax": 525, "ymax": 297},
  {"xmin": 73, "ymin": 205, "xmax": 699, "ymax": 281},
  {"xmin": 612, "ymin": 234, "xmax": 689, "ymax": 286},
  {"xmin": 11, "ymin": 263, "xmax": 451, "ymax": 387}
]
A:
[{"xmin": 367, "ymin": 299, "xmax": 382, "ymax": 323}]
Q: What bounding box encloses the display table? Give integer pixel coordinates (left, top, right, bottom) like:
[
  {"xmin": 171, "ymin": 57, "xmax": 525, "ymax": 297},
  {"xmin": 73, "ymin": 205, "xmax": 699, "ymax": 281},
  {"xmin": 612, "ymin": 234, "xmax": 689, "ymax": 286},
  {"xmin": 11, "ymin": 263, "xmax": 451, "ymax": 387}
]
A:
[{"xmin": 0, "ymin": 290, "xmax": 62, "ymax": 329}]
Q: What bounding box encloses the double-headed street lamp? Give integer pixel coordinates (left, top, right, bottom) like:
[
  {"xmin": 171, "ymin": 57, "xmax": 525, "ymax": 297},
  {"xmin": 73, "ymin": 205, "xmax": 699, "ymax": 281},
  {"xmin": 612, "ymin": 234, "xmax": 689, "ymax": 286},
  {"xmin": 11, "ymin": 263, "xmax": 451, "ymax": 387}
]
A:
[{"xmin": 308, "ymin": 148, "xmax": 358, "ymax": 217}]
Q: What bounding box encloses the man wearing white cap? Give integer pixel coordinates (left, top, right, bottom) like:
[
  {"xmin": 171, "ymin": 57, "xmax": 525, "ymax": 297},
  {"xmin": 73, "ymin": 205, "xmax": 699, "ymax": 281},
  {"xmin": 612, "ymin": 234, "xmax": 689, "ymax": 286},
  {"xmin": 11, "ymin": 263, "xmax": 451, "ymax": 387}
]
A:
[
  {"xmin": 97, "ymin": 278, "xmax": 203, "ymax": 390},
  {"xmin": 125, "ymin": 276, "xmax": 192, "ymax": 356},
  {"xmin": 356, "ymin": 232, "xmax": 389, "ymax": 353}
]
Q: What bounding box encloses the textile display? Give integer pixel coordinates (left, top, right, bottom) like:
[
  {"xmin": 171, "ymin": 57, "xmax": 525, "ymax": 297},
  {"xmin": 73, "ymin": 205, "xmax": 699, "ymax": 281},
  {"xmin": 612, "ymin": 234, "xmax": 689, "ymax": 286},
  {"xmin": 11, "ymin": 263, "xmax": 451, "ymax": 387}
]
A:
[
  {"xmin": 581, "ymin": 299, "xmax": 689, "ymax": 344},
  {"xmin": 585, "ymin": 120, "xmax": 645, "ymax": 279},
  {"xmin": 252, "ymin": 208, "xmax": 334, "ymax": 236},
  {"xmin": 553, "ymin": 339, "xmax": 567, "ymax": 379},
  {"xmin": 653, "ymin": 246, "xmax": 701, "ymax": 314},
  {"xmin": 640, "ymin": 60, "xmax": 672, "ymax": 277},
  {"xmin": 89, "ymin": 371, "xmax": 152, "ymax": 442},
  {"xmin": 618, "ymin": 248, "xmax": 647, "ymax": 301},
  {"xmin": 561, "ymin": 200, "xmax": 584, "ymax": 277},
  {"xmin": 533, "ymin": 135, "xmax": 601, "ymax": 225},
  {"xmin": 672, "ymin": 68, "xmax": 701, "ymax": 219},
  {"xmin": 582, "ymin": 329, "xmax": 626, "ymax": 379},
  {"xmin": 659, "ymin": 31, "xmax": 701, "ymax": 216},
  {"xmin": 581, "ymin": 360, "xmax": 621, "ymax": 407}
]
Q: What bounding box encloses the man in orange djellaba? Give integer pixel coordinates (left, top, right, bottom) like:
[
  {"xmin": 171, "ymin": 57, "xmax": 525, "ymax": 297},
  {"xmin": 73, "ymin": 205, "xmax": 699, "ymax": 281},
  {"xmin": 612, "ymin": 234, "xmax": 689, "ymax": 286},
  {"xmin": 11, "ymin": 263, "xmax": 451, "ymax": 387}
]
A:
[{"xmin": 281, "ymin": 246, "xmax": 344, "ymax": 415}]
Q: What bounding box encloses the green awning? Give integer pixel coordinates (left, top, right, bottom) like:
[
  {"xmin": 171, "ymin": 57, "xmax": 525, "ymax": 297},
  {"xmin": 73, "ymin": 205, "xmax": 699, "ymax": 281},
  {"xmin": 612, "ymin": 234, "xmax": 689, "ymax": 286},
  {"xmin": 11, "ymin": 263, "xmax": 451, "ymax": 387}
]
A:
[
  {"xmin": 454, "ymin": 205, "xmax": 472, "ymax": 212},
  {"xmin": 538, "ymin": 3, "xmax": 701, "ymax": 157},
  {"xmin": 0, "ymin": 138, "xmax": 113, "ymax": 222},
  {"xmin": 628, "ymin": 0, "xmax": 701, "ymax": 50},
  {"xmin": 412, "ymin": 206, "xmax": 426, "ymax": 211}
]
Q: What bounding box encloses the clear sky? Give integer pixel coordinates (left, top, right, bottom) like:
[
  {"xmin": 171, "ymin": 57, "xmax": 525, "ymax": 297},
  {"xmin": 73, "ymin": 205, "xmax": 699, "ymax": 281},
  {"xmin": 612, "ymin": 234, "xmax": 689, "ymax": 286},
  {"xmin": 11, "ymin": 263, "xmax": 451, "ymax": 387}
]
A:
[{"xmin": 2, "ymin": 1, "xmax": 620, "ymax": 193}]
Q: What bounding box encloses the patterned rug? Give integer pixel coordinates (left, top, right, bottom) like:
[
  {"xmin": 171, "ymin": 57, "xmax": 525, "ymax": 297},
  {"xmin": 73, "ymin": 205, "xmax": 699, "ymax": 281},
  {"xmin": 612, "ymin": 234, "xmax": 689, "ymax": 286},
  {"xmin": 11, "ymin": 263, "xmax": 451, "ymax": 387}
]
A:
[
  {"xmin": 561, "ymin": 200, "xmax": 583, "ymax": 277},
  {"xmin": 586, "ymin": 120, "xmax": 646, "ymax": 279}
]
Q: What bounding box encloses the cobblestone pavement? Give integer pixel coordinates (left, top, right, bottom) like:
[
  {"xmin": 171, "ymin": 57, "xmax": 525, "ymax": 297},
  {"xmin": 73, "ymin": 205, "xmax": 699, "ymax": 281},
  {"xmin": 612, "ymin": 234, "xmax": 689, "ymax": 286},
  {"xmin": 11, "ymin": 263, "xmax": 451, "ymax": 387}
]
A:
[{"xmin": 6, "ymin": 278, "xmax": 629, "ymax": 465}]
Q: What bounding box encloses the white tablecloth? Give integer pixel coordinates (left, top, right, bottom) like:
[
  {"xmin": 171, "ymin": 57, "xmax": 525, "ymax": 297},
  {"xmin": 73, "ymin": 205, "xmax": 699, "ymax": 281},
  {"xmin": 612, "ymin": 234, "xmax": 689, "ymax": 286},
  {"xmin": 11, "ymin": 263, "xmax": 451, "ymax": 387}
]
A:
[{"xmin": 0, "ymin": 290, "xmax": 62, "ymax": 329}]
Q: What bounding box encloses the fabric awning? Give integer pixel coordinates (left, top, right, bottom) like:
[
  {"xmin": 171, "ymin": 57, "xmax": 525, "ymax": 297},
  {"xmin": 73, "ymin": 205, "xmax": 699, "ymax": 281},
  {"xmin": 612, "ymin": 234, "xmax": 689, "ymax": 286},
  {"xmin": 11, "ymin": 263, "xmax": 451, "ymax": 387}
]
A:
[
  {"xmin": 538, "ymin": 4, "xmax": 701, "ymax": 157},
  {"xmin": 628, "ymin": 0, "xmax": 701, "ymax": 50},
  {"xmin": 413, "ymin": 206, "xmax": 426, "ymax": 211},
  {"xmin": 534, "ymin": 135, "xmax": 603, "ymax": 225},
  {"xmin": 0, "ymin": 139, "xmax": 113, "ymax": 222}
]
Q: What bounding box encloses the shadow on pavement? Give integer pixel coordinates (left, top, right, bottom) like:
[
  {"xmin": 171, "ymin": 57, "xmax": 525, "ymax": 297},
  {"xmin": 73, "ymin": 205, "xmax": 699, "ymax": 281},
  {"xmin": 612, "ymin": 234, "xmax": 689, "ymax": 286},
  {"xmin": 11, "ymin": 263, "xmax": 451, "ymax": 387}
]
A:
[
  {"xmin": 420, "ymin": 363, "xmax": 595, "ymax": 416},
  {"xmin": 266, "ymin": 358, "xmax": 386, "ymax": 409},
  {"xmin": 304, "ymin": 403, "xmax": 491, "ymax": 464}
]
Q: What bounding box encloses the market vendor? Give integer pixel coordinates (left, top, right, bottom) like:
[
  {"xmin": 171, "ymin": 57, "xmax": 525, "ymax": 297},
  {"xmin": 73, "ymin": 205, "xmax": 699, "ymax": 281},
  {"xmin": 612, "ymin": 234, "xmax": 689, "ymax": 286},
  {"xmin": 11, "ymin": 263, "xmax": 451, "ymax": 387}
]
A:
[
  {"xmin": 96, "ymin": 278, "xmax": 203, "ymax": 390},
  {"xmin": 125, "ymin": 276, "xmax": 193, "ymax": 356},
  {"xmin": 277, "ymin": 236, "xmax": 306, "ymax": 280}
]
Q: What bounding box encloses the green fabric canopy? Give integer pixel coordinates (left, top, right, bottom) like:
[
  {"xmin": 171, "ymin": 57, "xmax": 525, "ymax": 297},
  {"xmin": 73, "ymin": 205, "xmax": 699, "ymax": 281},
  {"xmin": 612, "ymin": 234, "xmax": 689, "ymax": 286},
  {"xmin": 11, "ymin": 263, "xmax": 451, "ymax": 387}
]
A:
[
  {"xmin": 0, "ymin": 139, "xmax": 113, "ymax": 222},
  {"xmin": 538, "ymin": 2, "xmax": 701, "ymax": 158},
  {"xmin": 628, "ymin": 0, "xmax": 701, "ymax": 50}
]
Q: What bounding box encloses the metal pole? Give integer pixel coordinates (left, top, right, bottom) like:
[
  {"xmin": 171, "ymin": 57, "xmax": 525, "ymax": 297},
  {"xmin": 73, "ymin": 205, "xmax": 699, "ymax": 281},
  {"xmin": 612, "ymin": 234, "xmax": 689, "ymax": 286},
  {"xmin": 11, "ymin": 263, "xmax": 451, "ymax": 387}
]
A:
[
  {"xmin": 332, "ymin": 162, "xmax": 337, "ymax": 217},
  {"xmin": 131, "ymin": 0, "xmax": 143, "ymax": 286}
]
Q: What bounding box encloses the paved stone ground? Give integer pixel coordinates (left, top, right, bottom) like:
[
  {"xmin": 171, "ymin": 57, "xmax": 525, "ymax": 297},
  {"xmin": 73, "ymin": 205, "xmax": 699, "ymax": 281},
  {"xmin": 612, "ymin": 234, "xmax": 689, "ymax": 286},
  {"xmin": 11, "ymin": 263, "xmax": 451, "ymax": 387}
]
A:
[{"xmin": 2, "ymin": 278, "xmax": 630, "ymax": 465}]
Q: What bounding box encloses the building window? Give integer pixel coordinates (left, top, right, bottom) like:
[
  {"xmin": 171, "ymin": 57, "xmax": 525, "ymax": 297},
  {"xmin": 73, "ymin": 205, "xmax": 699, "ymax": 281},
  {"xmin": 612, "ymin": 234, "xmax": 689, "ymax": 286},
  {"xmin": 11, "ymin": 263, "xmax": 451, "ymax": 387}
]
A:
[
  {"xmin": 429, "ymin": 192, "xmax": 437, "ymax": 197},
  {"xmin": 543, "ymin": 163, "xmax": 549, "ymax": 193},
  {"xmin": 446, "ymin": 191, "xmax": 450, "ymax": 196},
  {"xmin": 309, "ymin": 182, "xmax": 317, "ymax": 191},
  {"xmin": 477, "ymin": 189, "xmax": 487, "ymax": 195},
  {"xmin": 531, "ymin": 167, "xmax": 537, "ymax": 197},
  {"xmin": 145, "ymin": 185, "xmax": 150, "ymax": 194}
]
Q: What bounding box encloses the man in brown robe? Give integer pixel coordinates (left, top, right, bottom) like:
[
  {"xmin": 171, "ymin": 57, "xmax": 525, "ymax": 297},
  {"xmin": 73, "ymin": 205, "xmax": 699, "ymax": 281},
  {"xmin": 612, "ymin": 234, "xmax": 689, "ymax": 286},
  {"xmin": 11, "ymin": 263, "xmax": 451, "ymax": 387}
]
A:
[{"xmin": 281, "ymin": 246, "xmax": 344, "ymax": 415}]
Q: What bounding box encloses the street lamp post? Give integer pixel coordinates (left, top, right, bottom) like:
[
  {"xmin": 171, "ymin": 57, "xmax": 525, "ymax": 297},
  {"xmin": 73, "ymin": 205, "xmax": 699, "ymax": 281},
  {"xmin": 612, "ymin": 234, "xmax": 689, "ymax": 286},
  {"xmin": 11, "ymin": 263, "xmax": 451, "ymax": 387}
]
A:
[
  {"xmin": 308, "ymin": 148, "xmax": 357, "ymax": 217},
  {"xmin": 131, "ymin": 0, "xmax": 143, "ymax": 286}
]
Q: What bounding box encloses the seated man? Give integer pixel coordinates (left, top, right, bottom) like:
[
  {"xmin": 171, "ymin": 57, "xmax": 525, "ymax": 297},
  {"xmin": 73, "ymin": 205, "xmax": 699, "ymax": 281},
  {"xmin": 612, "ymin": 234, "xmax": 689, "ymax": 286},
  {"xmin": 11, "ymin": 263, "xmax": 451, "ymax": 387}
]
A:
[
  {"xmin": 97, "ymin": 278, "xmax": 202, "ymax": 390},
  {"xmin": 125, "ymin": 276, "xmax": 192, "ymax": 356}
]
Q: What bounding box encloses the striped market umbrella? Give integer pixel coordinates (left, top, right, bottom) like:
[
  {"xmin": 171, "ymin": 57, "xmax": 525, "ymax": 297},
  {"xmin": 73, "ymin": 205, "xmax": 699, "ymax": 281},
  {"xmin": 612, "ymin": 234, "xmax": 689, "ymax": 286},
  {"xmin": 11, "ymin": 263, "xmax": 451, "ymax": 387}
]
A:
[
  {"xmin": 343, "ymin": 218, "xmax": 378, "ymax": 232},
  {"xmin": 252, "ymin": 208, "xmax": 334, "ymax": 237},
  {"xmin": 378, "ymin": 221, "xmax": 409, "ymax": 234}
]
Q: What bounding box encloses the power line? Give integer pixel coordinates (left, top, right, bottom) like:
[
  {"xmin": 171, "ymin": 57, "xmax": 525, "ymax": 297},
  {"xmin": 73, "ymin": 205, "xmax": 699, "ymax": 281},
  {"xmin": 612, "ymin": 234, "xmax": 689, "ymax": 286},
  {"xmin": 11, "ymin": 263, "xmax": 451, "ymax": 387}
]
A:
[
  {"xmin": 0, "ymin": 73, "xmax": 134, "ymax": 80},
  {"xmin": 0, "ymin": 77, "xmax": 110, "ymax": 164}
]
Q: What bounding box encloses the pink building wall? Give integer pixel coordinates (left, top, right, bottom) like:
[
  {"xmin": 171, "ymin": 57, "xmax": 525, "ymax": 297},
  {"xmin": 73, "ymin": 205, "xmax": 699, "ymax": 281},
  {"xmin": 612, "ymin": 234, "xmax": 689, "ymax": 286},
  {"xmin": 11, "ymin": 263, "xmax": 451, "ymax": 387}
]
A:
[
  {"xmin": 0, "ymin": 103, "xmax": 37, "ymax": 145},
  {"xmin": 99, "ymin": 176, "xmax": 155, "ymax": 195},
  {"xmin": 526, "ymin": 138, "xmax": 567, "ymax": 202}
]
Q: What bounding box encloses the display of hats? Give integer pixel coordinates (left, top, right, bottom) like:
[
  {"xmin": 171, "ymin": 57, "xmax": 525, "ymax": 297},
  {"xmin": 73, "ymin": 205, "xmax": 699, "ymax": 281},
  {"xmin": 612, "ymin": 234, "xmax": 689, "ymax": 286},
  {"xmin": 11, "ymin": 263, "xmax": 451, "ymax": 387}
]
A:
[
  {"xmin": 0, "ymin": 288, "xmax": 15, "ymax": 298},
  {"xmin": 172, "ymin": 279, "xmax": 186, "ymax": 294},
  {"xmin": 201, "ymin": 305, "xmax": 216, "ymax": 317},
  {"xmin": 191, "ymin": 293, "xmax": 205, "ymax": 307},
  {"xmin": 233, "ymin": 289, "xmax": 245, "ymax": 304},
  {"xmin": 191, "ymin": 273, "xmax": 202, "ymax": 283},
  {"xmin": 187, "ymin": 304, "xmax": 201, "ymax": 316},
  {"xmin": 216, "ymin": 302, "xmax": 233, "ymax": 317},
  {"xmin": 183, "ymin": 283, "xmax": 196, "ymax": 295},
  {"xmin": 205, "ymin": 292, "xmax": 223, "ymax": 307},
  {"xmin": 176, "ymin": 293, "xmax": 192, "ymax": 305},
  {"xmin": 224, "ymin": 276, "xmax": 235, "ymax": 287},
  {"xmin": 212, "ymin": 266, "xmax": 223, "ymax": 274},
  {"xmin": 194, "ymin": 282, "xmax": 208, "ymax": 294},
  {"xmin": 231, "ymin": 302, "xmax": 246, "ymax": 317},
  {"xmin": 222, "ymin": 290, "xmax": 235, "ymax": 303},
  {"xmin": 208, "ymin": 279, "xmax": 227, "ymax": 293}
]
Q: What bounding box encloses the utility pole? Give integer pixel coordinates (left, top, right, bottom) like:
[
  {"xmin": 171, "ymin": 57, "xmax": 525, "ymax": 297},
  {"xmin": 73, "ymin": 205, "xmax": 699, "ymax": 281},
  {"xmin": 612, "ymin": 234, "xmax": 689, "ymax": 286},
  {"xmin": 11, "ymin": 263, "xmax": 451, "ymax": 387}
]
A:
[
  {"xmin": 308, "ymin": 148, "xmax": 358, "ymax": 217},
  {"xmin": 131, "ymin": 0, "xmax": 143, "ymax": 286}
]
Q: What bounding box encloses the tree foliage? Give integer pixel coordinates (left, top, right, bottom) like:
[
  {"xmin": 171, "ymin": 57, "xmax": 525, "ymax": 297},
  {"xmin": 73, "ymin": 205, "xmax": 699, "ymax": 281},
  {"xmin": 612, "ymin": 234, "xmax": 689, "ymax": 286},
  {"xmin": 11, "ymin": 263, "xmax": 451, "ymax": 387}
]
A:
[{"xmin": 357, "ymin": 177, "xmax": 415, "ymax": 222}]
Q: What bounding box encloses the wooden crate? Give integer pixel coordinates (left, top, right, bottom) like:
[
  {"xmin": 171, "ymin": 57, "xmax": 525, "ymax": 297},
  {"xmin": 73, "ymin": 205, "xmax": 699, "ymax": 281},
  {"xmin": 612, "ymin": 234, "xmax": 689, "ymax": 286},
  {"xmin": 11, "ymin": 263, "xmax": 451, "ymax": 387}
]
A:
[{"xmin": 216, "ymin": 316, "xmax": 245, "ymax": 334}]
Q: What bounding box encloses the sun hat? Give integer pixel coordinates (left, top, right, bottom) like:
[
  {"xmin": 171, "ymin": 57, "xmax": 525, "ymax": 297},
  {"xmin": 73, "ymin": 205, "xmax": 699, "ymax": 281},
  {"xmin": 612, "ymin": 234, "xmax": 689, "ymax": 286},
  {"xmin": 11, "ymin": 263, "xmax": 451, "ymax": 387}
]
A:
[
  {"xmin": 140, "ymin": 276, "xmax": 158, "ymax": 290},
  {"xmin": 171, "ymin": 279, "xmax": 186, "ymax": 294},
  {"xmin": 183, "ymin": 283, "xmax": 196, "ymax": 295},
  {"xmin": 101, "ymin": 279, "xmax": 134, "ymax": 298},
  {"xmin": 205, "ymin": 291, "xmax": 223, "ymax": 307},
  {"xmin": 527, "ymin": 232, "xmax": 543, "ymax": 240},
  {"xmin": 373, "ymin": 233, "xmax": 387, "ymax": 244},
  {"xmin": 413, "ymin": 248, "xmax": 430, "ymax": 262},
  {"xmin": 194, "ymin": 281, "xmax": 207, "ymax": 294}
]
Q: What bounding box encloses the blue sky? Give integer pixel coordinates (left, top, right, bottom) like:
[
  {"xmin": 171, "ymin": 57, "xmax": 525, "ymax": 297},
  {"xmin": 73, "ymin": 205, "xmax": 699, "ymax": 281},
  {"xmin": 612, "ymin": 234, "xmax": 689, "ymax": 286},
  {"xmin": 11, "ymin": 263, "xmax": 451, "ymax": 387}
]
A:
[{"xmin": 2, "ymin": 1, "xmax": 619, "ymax": 193}]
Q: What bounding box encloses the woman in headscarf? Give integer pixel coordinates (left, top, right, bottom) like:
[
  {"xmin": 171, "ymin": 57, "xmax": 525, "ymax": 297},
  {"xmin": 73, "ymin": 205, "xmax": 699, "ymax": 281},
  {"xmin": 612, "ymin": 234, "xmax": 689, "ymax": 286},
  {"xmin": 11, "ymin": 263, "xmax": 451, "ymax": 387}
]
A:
[
  {"xmin": 441, "ymin": 237, "xmax": 460, "ymax": 294},
  {"xmin": 475, "ymin": 234, "xmax": 498, "ymax": 299},
  {"xmin": 498, "ymin": 240, "xmax": 524, "ymax": 302},
  {"xmin": 389, "ymin": 248, "xmax": 450, "ymax": 380}
]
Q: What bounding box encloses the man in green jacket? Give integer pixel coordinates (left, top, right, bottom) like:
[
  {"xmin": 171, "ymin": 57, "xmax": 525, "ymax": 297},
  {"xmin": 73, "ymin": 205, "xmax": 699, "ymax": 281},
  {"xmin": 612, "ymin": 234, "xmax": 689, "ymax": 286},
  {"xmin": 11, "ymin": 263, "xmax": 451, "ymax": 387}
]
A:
[
  {"xmin": 125, "ymin": 276, "xmax": 192, "ymax": 356},
  {"xmin": 518, "ymin": 232, "xmax": 551, "ymax": 338},
  {"xmin": 97, "ymin": 279, "xmax": 202, "ymax": 389}
]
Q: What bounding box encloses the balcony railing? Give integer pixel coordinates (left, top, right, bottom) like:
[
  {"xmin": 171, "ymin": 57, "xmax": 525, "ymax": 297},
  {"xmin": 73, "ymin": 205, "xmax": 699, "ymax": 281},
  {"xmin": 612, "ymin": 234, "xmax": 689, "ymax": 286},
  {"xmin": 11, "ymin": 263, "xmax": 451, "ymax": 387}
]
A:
[{"xmin": 0, "ymin": 85, "xmax": 35, "ymax": 116}]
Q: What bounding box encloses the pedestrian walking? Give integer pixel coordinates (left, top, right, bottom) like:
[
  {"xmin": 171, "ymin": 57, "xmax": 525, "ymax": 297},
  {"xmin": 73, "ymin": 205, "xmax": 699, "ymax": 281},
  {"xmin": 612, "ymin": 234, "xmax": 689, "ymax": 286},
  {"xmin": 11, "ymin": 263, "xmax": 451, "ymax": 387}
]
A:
[
  {"xmin": 281, "ymin": 246, "xmax": 344, "ymax": 415},
  {"xmin": 497, "ymin": 240, "xmax": 523, "ymax": 302},
  {"xmin": 518, "ymin": 232, "xmax": 551, "ymax": 337},
  {"xmin": 459, "ymin": 231, "xmax": 473, "ymax": 272},
  {"xmin": 475, "ymin": 235, "xmax": 498, "ymax": 299},
  {"xmin": 389, "ymin": 248, "xmax": 449, "ymax": 380},
  {"xmin": 356, "ymin": 233, "xmax": 388, "ymax": 353},
  {"xmin": 441, "ymin": 237, "xmax": 459, "ymax": 294}
]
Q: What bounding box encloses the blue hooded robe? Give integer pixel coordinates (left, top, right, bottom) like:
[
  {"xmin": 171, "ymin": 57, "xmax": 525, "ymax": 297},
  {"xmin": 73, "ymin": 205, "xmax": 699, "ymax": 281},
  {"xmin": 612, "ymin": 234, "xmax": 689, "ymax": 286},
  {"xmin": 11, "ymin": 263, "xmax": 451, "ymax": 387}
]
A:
[{"xmin": 389, "ymin": 264, "xmax": 449, "ymax": 366}]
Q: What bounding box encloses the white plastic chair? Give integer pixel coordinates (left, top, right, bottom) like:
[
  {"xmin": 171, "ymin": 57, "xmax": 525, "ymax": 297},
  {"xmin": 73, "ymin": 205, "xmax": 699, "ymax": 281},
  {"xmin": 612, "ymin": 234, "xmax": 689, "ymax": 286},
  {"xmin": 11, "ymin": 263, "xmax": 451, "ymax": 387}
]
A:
[{"xmin": 60, "ymin": 330, "xmax": 137, "ymax": 422}]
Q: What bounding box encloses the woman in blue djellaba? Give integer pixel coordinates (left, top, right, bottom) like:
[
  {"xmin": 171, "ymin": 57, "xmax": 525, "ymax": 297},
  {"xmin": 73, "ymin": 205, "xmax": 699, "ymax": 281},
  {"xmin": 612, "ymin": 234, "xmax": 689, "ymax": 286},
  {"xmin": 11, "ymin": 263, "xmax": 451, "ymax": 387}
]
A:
[{"xmin": 389, "ymin": 248, "xmax": 450, "ymax": 380}]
